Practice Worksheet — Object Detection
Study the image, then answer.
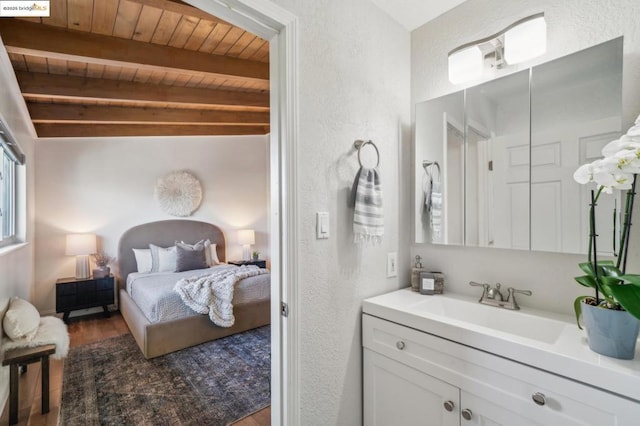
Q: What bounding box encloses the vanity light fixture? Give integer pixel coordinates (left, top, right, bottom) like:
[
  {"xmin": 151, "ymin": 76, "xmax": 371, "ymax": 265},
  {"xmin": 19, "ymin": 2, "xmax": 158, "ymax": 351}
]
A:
[{"xmin": 448, "ymin": 13, "xmax": 546, "ymax": 84}]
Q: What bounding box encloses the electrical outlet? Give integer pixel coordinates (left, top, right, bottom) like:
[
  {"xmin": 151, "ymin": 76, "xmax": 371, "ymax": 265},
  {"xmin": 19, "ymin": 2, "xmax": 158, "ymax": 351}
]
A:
[{"xmin": 387, "ymin": 252, "xmax": 397, "ymax": 277}]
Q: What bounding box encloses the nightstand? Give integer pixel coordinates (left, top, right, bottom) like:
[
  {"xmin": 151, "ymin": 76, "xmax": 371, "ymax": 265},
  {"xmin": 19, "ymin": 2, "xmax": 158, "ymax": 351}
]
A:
[
  {"xmin": 55, "ymin": 275, "xmax": 115, "ymax": 322},
  {"xmin": 228, "ymin": 259, "xmax": 267, "ymax": 269}
]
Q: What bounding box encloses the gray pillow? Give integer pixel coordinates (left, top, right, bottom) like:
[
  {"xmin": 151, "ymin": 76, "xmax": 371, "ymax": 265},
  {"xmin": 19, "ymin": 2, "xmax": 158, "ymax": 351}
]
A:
[{"xmin": 175, "ymin": 242, "xmax": 208, "ymax": 272}]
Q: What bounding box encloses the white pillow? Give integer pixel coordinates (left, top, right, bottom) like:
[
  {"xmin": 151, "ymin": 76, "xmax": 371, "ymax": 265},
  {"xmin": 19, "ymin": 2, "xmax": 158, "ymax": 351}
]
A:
[
  {"xmin": 207, "ymin": 242, "xmax": 221, "ymax": 265},
  {"xmin": 132, "ymin": 248, "xmax": 152, "ymax": 273},
  {"xmin": 149, "ymin": 244, "xmax": 177, "ymax": 272},
  {"xmin": 3, "ymin": 297, "xmax": 41, "ymax": 342}
]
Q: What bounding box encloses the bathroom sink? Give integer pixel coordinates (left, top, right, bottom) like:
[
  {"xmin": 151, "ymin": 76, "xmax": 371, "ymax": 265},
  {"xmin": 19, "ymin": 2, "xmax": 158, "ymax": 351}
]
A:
[{"xmin": 408, "ymin": 295, "xmax": 569, "ymax": 344}]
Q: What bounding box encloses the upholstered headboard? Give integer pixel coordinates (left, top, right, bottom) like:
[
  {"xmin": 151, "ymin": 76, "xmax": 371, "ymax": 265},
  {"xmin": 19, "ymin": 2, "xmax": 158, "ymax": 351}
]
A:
[{"xmin": 117, "ymin": 220, "xmax": 226, "ymax": 290}]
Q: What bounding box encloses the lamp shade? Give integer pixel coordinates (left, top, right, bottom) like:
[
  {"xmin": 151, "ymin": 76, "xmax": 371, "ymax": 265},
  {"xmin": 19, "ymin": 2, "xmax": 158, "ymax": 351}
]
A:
[
  {"xmin": 448, "ymin": 45, "xmax": 483, "ymax": 84},
  {"xmin": 65, "ymin": 234, "xmax": 97, "ymax": 256},
  {"xmin": 504, "ymin": 15, "xmax": 546, "ymax": 64},
  {"xmin": 237, "ymin": 229, "xmax": 255, "ymax": 245}
]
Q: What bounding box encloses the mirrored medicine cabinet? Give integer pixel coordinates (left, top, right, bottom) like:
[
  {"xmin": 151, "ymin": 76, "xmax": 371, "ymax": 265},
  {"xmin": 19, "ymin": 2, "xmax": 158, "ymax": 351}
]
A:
[{"xmin": 414, "ymin": 37, "xmax": 623, "ymax": 255}]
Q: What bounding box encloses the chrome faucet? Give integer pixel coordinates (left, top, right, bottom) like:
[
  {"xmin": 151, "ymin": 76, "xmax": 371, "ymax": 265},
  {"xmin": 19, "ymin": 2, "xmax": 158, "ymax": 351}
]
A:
[{"xmin": 469, "ymin": 281, "xmax": 532, "ymax": 310}]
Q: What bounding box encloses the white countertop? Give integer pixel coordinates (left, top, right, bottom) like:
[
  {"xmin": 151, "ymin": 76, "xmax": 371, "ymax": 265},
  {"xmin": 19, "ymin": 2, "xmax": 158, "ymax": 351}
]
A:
[{"xmin": 363, "ymin": 288, "xmax": 640, "ymax": 402}]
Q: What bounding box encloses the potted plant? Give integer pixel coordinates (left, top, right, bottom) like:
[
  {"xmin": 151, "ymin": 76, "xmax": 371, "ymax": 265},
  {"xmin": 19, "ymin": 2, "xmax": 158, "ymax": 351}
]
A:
[
  {"xmin": 573, "ymin": 114, "xmax": 640, "ymax": 359},
  {"xmin": 92, "ymin": 252, "xmax": 114, "ymax": 279},
  {"xmin": 252, "ymin": 251, "xmax": 260, "ymax": 261}
]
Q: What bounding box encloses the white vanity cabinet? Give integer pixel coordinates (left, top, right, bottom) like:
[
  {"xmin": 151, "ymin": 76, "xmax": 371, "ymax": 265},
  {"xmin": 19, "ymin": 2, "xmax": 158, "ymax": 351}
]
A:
[{"xmin": 363, "ymin": 314, "xmax": 640, "ymax": 425}]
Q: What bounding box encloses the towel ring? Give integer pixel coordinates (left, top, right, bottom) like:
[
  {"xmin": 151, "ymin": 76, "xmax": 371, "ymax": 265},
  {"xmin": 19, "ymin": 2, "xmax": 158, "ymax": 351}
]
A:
[
  {"xmin": 354, "ymin": 139, "xmax": 380, "ymax": 167},
  {"xmin": 423, "ymin": 160, "xmax": 441, "ymax": 180}
]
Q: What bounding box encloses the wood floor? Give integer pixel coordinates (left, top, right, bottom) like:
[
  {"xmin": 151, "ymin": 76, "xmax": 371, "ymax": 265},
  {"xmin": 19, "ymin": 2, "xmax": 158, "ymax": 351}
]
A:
[{"xmin": 0, "ymin": 312, "xmax": 270, "ymax": 426}]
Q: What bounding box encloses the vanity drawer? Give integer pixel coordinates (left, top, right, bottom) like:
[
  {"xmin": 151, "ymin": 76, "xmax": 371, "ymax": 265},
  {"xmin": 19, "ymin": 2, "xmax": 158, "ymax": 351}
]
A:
[{"xmin": 363, "ymin": 314, "xmax": 640, "ymax": 425}]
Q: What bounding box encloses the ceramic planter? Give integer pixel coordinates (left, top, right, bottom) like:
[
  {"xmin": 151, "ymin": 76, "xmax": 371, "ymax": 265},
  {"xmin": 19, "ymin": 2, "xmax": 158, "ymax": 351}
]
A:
[{"xmin": 581, "ymin": 300, "xmax": 640, "ymax": 360}]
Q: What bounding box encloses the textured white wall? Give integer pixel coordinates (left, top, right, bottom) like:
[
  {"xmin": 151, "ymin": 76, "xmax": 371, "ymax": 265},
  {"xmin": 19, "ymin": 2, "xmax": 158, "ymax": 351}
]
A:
[
  {"xmin": 411, "ymin": 0, "xmax": 640, "ymax": 315},
  {"xmin": 0, "ymin": 41, "xmax": 36, "ymax": 411},
  {"xmin": 33, "ymin": 135, "xmax": 269, "ymax": 314},
  {"xmin": 269, "ymin": 0, "xmax": 411, "ymax": 424}
]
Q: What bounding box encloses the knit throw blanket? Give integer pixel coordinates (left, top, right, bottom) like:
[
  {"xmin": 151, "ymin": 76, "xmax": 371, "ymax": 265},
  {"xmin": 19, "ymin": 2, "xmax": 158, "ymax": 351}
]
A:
[
  {"xmin": 352, "ymin": 166, "xmax": 384, "ymax": 245},
  {"xmin": 174, "ymin": 265, "xmax": 269, "ymax": 327}
]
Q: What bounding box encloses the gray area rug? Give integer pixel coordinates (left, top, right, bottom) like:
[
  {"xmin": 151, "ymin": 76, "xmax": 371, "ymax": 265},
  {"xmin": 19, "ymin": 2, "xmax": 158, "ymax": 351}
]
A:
[{"xmin": 60, "ymin": 326, "xmax": 270, "ymax": 426}]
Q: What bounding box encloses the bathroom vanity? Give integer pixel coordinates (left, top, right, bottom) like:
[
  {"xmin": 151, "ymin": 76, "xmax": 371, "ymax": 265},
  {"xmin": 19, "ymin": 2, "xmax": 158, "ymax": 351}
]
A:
[{"xmin": 362, "ymin": 289, "xmax": 640, "ymax": 425}]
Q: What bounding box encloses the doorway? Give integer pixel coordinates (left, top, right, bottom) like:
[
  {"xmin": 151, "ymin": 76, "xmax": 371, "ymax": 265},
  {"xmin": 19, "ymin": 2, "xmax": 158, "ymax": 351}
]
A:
[{"xmin": 185, "ymin": 1, "xmax": 298, "ymax": 424}]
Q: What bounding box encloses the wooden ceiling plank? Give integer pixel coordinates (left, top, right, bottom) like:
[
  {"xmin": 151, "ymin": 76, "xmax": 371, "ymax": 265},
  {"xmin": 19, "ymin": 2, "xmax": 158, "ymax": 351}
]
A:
[
  {"xmin": 183, "ymin": 19, "xmax": 216, "ymax": 51},
  {"xmin": 86, "ymin": 63, "xmax": 105, "ymax": 79},
  {"xmin": 226, "ymin": 32, "xmax": 257, "ymax": 57},
  {"xmin": 28, "ymin": 103, "xmax": 270, "ymax": 124},
  {"xmin": 67, "ymin": 60, "xmax": 87, "ymax": 77},
  {"xmin": 127, "ymin": 0, "xmax": 230, "ymax": 26},
  {"xmin": 133, "ymin": 68, "xmax": 153, "ymax": 84},
  {"xmin": 46, "ymin": 57, "xmax": 68, "ymax": 75},
  {"xmin": 132, "ymin": 5, "xmax": 163, "ymax": 43},
  {"xmin": 238, "ymin": 38, "xmax": 267, "ymax": 60},
  {"xmin": 16, "ymin": 71, "xmax": 270, "ymax": 108},
  {"xmin": 25, "ymin": 56, "xmax": 49, "ymax": 74},
  {"xmin": 150, "ymin": 10, "xmax": 182, "ymax": 45},
  {"xmin": 198, "ymin": 23, "xmax": 231, "ymax": 54},
  {"xmin": 185, "ymin": 74, "xmax": 204, "ymax": 88},
  {"xmin": 252, "ymin": 44, "xmax": 270, "ymax": 63},
  {"xmin": 113, "ymin": 0, "xmax": 143, "ymax": 39},
  {"xmin": 0, "ymin": 19, "xmax": 269, "ymax": 83},
  {"xmin": 148, "ymin": 70, "xmax": 167, "ymax": 84},
  {"xmin": 8, "ymin": 53, "xmax": 28, "ymax": 72},
  {"xmin": 102, "ymin": 64, "xmax": 123, "ymax": 80},
  {"xmin": 212, "ymin": 27, "xmax": 244, "ymax": 56},
  {"xmin": 44, "ymin": 0, "xmax": 67, "ymax": 28},
  {"xmin": 118, "ymin": 66, "xmax": 137, "ymax": 81},
  {"xmin": 168, "ymin": 15, "xmax": 200, "ymax": 48},
  {"xmin": 35, "ymin": 123, "xmax": 269, "ymax": 137},
  {"xmin": 67, "ymin": 0, "xmax": 94, "ymax": 32},
  {"xmin": 91, "ymin": 0, "xmax": 119, "ymax": 35}
]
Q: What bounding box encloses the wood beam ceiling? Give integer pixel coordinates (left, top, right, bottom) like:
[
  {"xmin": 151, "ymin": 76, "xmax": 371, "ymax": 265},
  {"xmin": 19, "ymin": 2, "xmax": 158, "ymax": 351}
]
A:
[
  {"xmin": 34, "ymin": 123, "xmax": 270, "ymax": 137},
  {"xmin": 0, "ymin": 19, "xmax": 269, "ymax": 84}
]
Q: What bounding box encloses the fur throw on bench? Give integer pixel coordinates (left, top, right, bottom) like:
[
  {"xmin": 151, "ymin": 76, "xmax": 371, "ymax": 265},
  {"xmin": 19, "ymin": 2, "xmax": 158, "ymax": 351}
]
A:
[{"xmin": 2, "ymin": 316, "xmax": 70, "ymax": 359}]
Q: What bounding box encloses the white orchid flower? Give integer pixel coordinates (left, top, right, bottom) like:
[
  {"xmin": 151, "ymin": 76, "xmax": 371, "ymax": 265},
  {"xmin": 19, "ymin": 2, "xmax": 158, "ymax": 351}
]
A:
[
  {"xmin": 574, "ymin": 161, "xmax": 598, "ymax": 184},
  {"xmin": 602, "ymin": 137, "xmax": 640, "ymax": 157}
]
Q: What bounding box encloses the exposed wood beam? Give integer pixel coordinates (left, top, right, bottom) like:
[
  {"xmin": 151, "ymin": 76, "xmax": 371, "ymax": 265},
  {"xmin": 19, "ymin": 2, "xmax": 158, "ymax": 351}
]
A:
[
  {"xmin": 16, "ymin": 72, "xmax": 269, "ymax": 109},
  {"xmin": 127, "ymin": 0, "xmax": 231, "ymax": 25},
  {"xmin": 0, "ymin": 19, "xmax": 269, "ymax": 83},
  {"xmin": 27, "ymin": 103, "xmax": 270, "ymax": 125},
  {"xmin": 35, "ymin": 124, "xmax": 269, "ymax": 138}
]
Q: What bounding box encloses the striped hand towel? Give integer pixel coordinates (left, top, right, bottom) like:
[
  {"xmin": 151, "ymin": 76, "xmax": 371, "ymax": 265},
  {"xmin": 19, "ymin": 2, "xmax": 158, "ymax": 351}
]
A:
[{"xmin": 353, "ymin": 167, "xmax": 384, "ymax": 245}]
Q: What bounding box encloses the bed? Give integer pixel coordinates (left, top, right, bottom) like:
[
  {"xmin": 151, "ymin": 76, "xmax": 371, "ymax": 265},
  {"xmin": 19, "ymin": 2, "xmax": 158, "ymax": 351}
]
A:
[{"xmin": 117, "ymin": 219, "xmax": 271, "ymax": 359}]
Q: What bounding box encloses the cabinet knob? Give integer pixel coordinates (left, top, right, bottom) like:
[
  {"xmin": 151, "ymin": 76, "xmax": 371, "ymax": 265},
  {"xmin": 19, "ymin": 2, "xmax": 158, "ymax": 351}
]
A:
[
  {"xmin": 461, "ymin": 409, "xmax": 473, "ymax": 421},
  {"xmin": 532, "ymin": 392, "xmax": 546, "ymax": 406},
  {"xmin": 443, "ymin": 400, "xmax": 455, "ymax": 412},
  {"xmin": 395, "ymin": 341, "xmax": 405, "ymax": 350}
]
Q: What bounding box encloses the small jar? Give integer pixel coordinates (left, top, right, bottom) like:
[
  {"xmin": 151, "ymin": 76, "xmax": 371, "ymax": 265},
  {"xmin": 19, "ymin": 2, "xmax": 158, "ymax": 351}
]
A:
[
  {"xmin": 410, "ymin": 255, "xmax": 424, "ymax": 292},
  {"xmin": 431, "ymin": 271, "xmax": 444, "ymax": 294}
]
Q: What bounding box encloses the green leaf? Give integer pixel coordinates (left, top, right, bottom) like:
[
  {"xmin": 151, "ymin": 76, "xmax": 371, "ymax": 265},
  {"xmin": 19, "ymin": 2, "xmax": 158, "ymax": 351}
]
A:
[
  {"xmin": 573, "ymin": 296, "xmax": 590, "ymax": 329},
  {"xmin": 575, "ymin": 275, "xmax": 596, "ymax": 288},
  {"xmin": 621, "ymin": 274, "xmax": 640, "ymax": 286},
  {"xmin": 579, "ymin": 262, "xmax": 594, "ymax": 275},
  {"xmin": 609, "ymin": 285, "xmax": 640, "ymax": 320},
  {"xmin": 601, "ymin": 265, "xmax": 623, "ymax": 277}
]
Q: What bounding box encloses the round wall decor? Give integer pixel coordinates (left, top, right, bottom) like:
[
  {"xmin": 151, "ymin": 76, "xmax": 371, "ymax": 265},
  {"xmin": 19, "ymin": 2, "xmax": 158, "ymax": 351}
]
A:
[{"xmin": 154, "ymin": 170, "xmax": 203, "ymax": 217}]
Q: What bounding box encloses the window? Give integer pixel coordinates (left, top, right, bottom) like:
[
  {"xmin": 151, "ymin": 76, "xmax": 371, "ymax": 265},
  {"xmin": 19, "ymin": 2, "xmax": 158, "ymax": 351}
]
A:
[{"xmin": 0, "ymin": 118, "xmax": 24, "ymax": 248}]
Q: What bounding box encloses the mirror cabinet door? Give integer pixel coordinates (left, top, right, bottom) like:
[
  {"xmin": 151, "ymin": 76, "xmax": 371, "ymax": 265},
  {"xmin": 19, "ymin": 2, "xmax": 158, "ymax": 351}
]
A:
[
  {"xmin": 530, "ymin": 37, "xmax": 623, "ymax": 254},
  {"xmin": 465, "ymin": 70, "xmax": 530, "ymax": 249},
  {"xmin": 415, "ymin": 92, "xmax": 464, "ymax": 245},
  {"xmin": 414, "ymin": 37, "xmax": 623, "ymax": 254}
]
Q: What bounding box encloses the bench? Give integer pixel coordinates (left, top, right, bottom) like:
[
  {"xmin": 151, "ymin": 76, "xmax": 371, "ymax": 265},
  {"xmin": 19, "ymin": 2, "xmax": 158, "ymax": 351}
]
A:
[{"xmin": 2, "ymin": 344, "xmax": 56, "ymax": 425}]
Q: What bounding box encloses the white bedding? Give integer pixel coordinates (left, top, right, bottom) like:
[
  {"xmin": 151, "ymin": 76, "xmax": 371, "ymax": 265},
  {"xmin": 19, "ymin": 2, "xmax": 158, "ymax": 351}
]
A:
[{"xmin": 126, "ymin": 264, "xmax": 270, "ymax": 323}]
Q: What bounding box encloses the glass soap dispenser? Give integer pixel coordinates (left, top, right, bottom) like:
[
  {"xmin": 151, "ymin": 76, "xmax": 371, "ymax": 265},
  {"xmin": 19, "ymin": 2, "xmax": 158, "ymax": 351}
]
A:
[{"xmin": 411, "ymin": 255, "xmax": 424, "ymax": 292}]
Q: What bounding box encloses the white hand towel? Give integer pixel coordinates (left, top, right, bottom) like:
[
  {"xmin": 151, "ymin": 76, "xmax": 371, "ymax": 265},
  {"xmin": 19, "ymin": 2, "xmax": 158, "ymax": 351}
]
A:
[
  {"xmin": 353, "ymin": 167, "xmax": 384, "ymax": 245},
  {"xmin": 430, "ymin": 181, "xmax": 443, "ymax": 241}
]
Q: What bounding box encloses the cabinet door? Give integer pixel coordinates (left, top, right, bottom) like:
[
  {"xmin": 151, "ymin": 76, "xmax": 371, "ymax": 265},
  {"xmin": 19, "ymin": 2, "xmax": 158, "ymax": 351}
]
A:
[{"xmin": 364, "ymin": 349, "xmax": 459, "ymax": 426}]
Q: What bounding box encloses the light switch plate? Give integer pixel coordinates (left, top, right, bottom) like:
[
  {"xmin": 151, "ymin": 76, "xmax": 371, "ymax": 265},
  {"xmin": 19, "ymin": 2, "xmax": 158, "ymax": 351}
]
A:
[
  {"xmin": 387, "ymin": 252, "xmax": 397, "ymax": 277},
  {"xmin": 316, "ymin": 212, "xmax": 329, "ymax": 239}
]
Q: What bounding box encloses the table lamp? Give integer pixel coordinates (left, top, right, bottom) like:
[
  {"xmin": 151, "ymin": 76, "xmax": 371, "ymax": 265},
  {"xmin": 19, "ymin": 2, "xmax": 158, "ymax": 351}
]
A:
[
  {"xmin": 237, "ymin": 229, "xmax": 255, "ymax": 261},
  {"xmin": 66, "ymin": 234, "xmax": 97, "ymax": 279}
]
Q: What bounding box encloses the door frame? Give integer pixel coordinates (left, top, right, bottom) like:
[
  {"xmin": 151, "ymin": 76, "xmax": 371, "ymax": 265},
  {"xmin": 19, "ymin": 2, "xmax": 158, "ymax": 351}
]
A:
[{"xmin": 185, "ymin": 1, "xmax": 299, "ymax": 424}]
